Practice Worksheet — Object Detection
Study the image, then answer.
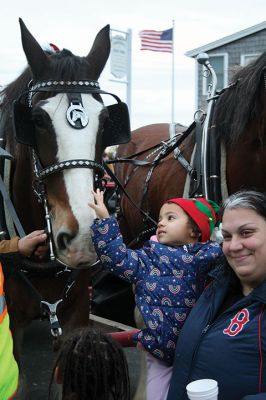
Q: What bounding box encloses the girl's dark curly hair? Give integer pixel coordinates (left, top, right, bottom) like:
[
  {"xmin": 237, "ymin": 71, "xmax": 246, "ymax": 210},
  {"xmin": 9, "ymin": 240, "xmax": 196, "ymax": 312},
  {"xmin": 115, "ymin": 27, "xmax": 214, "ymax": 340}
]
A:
[{"xmin": 49, "ymin": 327, "xmax": 130, "ymax": 400}]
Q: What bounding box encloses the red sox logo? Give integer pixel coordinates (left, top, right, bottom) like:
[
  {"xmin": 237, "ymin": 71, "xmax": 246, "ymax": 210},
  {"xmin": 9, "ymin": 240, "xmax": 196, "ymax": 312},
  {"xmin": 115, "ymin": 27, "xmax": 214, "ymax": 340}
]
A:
[{"xmin": 223, "ymin": 308, "xmax": 250, "ymax": 336}]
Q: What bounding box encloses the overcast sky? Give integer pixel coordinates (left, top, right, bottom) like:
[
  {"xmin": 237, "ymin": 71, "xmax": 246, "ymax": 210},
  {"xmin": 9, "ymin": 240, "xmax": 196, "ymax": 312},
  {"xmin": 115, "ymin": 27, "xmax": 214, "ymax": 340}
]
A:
[{"xmin": 1, "ymin": 0, "xmax": 265, "ymax": 130}]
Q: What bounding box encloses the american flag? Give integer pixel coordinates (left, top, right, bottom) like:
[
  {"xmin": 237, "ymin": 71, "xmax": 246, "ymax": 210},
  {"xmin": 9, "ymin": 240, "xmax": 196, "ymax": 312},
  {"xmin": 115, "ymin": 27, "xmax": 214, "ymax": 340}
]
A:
[{"xmin": 139, "ymin": 28, "xmax": 173, "ymax": 53}]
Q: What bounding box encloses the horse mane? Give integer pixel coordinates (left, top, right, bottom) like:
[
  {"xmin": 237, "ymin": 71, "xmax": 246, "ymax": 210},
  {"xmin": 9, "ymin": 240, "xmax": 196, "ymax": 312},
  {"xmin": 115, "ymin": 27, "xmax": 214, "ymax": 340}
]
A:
[
  {"xmin": 0, "ymin": 49, "xmax": 88, "ymax": 152},
  {"xmin": 214, "ymin": 50, "xmax": 266, "ymax": 145},
  {"xmin": 1, "ymin": 67, "xmax": 31, "ymax": 112},
  {"xmin": 0, "ymin": 49, "xmax": 86, "ymax": 110}
]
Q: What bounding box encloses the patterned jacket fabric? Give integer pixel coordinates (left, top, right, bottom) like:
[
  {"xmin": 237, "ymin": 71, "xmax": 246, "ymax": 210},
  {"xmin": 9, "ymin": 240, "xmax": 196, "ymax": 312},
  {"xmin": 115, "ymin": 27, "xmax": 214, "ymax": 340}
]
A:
[{"xmin": 91, "ymin": 217, "xmax": 222, "ymax": 364}]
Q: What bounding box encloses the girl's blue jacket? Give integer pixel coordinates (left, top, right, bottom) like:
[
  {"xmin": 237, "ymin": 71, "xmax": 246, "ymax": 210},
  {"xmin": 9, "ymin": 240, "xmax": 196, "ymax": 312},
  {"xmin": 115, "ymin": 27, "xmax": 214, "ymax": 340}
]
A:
[{"xmin": 91, "ymin": 216, "xmax": 222, "ymax": 364}]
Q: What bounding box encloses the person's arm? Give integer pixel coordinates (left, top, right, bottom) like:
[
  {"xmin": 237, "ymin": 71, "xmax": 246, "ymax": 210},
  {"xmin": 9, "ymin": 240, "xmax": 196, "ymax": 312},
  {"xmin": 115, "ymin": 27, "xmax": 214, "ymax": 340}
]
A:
[
  {"xmin": 0, "ymin": 230, "xmax": 47, "ymax": 258},
  {"xmin": 89, "ymin": 190, "xmax": 147, "ymax": 283},
  {"xmin": 0, "ymin": 237, "xmax": 20, "ymax": 253},
  {"xmin": 91, "ymin": 216, "xmax": 147, "ymax": 283}
]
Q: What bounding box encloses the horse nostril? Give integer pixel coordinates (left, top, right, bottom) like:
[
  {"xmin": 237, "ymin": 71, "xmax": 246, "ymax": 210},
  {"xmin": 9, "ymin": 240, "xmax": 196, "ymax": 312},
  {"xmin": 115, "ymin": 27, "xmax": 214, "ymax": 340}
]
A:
[{"xmin": 57, "ymin": 232, "xmax": 75, "ymax": 251}]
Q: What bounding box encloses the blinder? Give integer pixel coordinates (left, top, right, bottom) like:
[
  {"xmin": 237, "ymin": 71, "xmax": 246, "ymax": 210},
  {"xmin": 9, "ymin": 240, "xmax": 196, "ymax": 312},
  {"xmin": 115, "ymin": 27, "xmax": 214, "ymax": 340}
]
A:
[
  {"xmin": 12, "ymin": 99, "xmax": 36, "ymax": 147},
  {"xmin": 12, "ymin": 80, "xmax": 131, "ymax": 149},
  {"xmin": 103, "ymin": 101, "xmax": 131, "ymax": 148}
]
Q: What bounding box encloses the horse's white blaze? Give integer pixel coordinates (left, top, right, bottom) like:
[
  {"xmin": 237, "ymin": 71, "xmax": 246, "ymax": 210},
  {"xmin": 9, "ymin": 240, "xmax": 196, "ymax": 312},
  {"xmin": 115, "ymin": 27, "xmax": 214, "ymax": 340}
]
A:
[{"xmin": 42, "ymin": 94, "xmax": 103, "ymax": 266}]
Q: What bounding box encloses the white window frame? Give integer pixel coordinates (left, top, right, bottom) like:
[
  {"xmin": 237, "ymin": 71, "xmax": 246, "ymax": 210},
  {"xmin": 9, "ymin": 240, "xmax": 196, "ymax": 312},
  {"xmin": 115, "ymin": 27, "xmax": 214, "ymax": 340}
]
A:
[
  {"xmin": 202, "ymin": 53, "xmax": 228, "ymax": 96},
  {"xmin": 240, "ymin": 53, "xmax": 260, "ymax": 66}
]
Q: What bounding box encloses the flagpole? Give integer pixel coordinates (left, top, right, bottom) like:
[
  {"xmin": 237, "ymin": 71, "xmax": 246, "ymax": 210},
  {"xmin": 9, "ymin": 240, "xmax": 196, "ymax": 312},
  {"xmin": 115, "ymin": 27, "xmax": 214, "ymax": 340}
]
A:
[{"xmin": 171, "ymin": 19, "xmax": 175, "ymax": 125}]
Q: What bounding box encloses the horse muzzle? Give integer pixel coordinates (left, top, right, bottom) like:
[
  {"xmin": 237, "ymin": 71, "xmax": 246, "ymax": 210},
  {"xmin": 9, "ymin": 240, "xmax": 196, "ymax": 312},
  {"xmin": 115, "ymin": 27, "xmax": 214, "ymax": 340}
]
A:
[{"xmin": 54, "ymin": 229, "xmax": 97, "ymax": 268}]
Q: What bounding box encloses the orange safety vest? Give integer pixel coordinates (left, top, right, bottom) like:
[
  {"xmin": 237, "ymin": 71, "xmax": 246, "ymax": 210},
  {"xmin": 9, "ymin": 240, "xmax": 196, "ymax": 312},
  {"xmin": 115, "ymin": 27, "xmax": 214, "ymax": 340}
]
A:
[{"xmin": 0, "ymin": 263, "xmax": 19, "ymax": 399}]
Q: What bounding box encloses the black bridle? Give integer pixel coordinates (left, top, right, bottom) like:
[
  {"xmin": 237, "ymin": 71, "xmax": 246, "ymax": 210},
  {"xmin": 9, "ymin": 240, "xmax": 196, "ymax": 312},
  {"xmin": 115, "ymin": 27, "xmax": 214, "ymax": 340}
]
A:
[
  {"xmin": 27, "ymin": 80, "xmax": 104, "ymax": 263},
  {"xmin": 26, "ymin": 79, "xmax": 116, "ymax": 179},
  {"xmin": 13, "ymin": 79, "xmax": 129, "ymax": 263}
]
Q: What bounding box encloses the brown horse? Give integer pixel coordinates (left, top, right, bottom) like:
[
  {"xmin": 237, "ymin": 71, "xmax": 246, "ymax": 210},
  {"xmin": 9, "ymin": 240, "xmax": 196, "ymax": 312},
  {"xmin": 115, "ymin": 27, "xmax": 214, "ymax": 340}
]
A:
[
  {"xmin": 114, "ymin": 51, "xmax": 266, "ymax": 400},
  {"xmin": 0, "ymin": 19, "xmax": 130, "ymax": 398},
  {"xmin": 116, "ymin": 51, "xmax": 266, "ymax": 245}
]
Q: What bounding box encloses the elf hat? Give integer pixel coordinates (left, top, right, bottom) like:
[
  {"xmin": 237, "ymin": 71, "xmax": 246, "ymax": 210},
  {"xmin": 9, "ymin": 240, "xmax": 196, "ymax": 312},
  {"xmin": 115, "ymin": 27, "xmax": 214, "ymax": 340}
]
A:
[{"xmin": 165, "ymin": 197, "xmax": 220, "ymax": 242}]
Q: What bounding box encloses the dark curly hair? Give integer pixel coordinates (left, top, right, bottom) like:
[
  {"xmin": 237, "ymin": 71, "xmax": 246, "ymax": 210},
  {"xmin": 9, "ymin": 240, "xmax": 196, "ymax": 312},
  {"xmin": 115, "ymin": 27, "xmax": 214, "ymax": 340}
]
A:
[{"xmin": 49, "ymin": 327, "xmax": 130, "ymax": 400}]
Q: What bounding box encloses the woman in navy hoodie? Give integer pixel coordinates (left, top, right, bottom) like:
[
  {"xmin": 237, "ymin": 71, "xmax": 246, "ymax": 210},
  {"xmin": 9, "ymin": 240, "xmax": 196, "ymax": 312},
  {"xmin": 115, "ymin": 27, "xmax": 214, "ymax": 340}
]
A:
[{"xmin": 167, "ymin": 190, "xmax": 266, "ymax": 400}]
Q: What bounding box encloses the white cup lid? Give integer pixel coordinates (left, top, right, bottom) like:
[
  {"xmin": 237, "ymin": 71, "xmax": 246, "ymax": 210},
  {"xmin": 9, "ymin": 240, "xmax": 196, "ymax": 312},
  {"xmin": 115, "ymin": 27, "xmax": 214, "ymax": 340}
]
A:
[{"xmin": 186, "ymin": 379, "xmax": 218, "ymax": 395}]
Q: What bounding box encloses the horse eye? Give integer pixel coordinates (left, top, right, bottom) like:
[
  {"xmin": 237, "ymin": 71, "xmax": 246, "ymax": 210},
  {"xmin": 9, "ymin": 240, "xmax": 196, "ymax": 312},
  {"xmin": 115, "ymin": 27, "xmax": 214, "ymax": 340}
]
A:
[{"xmin": 33, "ymin": 114, "xmax": 46, "ymax": 129}]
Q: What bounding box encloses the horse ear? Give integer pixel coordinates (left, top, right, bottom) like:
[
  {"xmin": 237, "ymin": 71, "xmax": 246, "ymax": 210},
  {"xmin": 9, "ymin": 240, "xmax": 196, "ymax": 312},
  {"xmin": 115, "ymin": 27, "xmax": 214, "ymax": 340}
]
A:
[
  {"xmin": 19, "ymin": 18, "xmax": 51, "ymax": 79},
  {"xmin": 85, "ymin": 25, "xmax": 111, "ymax": 80}
]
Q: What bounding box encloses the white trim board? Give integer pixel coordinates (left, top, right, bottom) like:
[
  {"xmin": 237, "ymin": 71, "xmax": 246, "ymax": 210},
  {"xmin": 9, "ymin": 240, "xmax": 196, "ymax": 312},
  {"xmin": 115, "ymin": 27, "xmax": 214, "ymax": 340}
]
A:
[{"xmin": 186, "ymin": 21, "xmax": 266, "ymax": 58}]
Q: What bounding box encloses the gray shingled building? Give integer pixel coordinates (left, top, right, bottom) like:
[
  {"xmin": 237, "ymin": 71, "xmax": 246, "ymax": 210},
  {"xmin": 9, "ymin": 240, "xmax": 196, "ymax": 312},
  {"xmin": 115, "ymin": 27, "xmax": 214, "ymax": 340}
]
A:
[{"xmin": 186, "ymin": 21, "xmax": 266, "ymax": 111}]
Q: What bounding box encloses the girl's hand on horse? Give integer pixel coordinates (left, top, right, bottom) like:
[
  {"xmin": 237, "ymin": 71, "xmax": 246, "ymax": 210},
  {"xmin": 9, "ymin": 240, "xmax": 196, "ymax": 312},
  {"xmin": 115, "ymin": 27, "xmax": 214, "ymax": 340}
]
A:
[
  {"xmin": 18, "ymin": 230, "xmax": 48, "ymax": 258},
  {"xmin": 89, "ymin": 189, "xmax": 110, "ymax": 219}
]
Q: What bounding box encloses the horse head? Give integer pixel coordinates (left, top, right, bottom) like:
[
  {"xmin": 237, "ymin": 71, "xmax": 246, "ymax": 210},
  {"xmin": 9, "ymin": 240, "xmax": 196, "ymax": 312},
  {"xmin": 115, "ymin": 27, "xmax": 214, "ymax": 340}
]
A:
[{"xmin": 11, "ymin": 19, "xmax": 130, "ymax": 268}]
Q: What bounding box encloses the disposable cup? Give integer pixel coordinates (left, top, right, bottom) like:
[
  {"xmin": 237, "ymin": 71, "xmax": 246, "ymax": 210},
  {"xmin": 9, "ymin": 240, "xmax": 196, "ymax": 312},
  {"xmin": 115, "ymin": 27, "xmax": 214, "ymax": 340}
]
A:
[
  {"xmin": 186, "ymin": 379, "xmax": 218, "ymax": 400},
  {"xmin": 187, "ymin": 393, "xmax": 218, "ymax": 400}
]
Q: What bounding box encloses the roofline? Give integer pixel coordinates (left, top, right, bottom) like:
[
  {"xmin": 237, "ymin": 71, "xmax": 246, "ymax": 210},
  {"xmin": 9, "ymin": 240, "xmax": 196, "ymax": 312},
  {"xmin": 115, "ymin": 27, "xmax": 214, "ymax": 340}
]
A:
[{"xmin": 185, "ymin": 21, "xmax": 266, "ymax": 58}]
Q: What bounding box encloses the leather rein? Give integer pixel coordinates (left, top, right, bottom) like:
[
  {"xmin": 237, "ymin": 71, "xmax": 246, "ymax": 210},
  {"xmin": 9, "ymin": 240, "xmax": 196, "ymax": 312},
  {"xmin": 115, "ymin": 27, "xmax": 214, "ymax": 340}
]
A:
[{"xmin": 104, "ymin": 121, "xmax": 196, "ymax": 247}]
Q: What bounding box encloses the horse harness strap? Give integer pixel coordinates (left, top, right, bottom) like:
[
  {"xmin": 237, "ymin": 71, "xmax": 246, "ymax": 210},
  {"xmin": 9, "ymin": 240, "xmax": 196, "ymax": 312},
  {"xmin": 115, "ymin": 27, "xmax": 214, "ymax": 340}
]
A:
[
  {"xmin": 103, "ymin": 162, "xmax": 157, "ymax": 227},
  {"xmin": 138, "ymin": 122, "xmax": 196, "ymax": 223},
  {"xmin": 137, "ymin": 122, "xmax": 196, "ymax": 216},
  {"xmin": 188, "ymin": 120, "xmax": 205, "ymax": 197},
  {"xmin": 106, "ymin": 121, "xmax": 196, "ymax": 230},
  {"xmin": 17, "ymin": 266, "xmax": 82, "ymax": 337},
  {"xmin": 33, "ymin": 154, "xmax": 105, "ymax": 180},
  {"xmin": 111, "ymin": 121, "xmax": 196, "ymax": 170},
  {"xmin": 41, "ymin": 268, "xmax": 82, "ymax": 337},
  {"xmin": 187, "ymin": 79, "xmax": 242, "ymax": 202},
  {"xmin": 0, "ymin": 116, "xmax": 16, "ymax": 241},
  {"xmin": 173, "ymin": 147, "xmax": 194, "ymax": 175},
  {"xmin": 0, "ymin": 149, "xmax": 26, "ymax": 238},
  {"xmin": 106, "ymin": 121, "xmax": 197, "ymax": 241}
]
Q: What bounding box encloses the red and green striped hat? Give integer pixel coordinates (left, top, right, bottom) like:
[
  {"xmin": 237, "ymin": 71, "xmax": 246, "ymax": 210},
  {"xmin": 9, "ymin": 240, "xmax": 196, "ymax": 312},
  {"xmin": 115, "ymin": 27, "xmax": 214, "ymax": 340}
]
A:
[{"xmin": 165, "ymin": 197, "xmax": 220, "ymax": 242}]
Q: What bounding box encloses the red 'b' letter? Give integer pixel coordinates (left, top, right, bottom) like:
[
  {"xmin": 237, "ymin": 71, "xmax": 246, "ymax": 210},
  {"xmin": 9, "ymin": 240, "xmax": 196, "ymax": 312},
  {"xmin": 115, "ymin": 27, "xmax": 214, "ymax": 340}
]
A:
[{"xmin": 223, "ymin": 309, "xmax": 249, "ymax": 337}]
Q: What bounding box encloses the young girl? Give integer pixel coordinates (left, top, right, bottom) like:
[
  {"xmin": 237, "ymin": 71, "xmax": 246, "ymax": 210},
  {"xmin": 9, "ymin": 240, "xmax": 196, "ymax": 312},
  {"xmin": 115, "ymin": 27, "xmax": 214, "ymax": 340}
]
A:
[
  {"xmin": 89, "ymin": 190, "xmax": 223, "ymax": 400},
  {"xmin": 50, "ymin": 327, "xmax": 130, "ymax": 400}
]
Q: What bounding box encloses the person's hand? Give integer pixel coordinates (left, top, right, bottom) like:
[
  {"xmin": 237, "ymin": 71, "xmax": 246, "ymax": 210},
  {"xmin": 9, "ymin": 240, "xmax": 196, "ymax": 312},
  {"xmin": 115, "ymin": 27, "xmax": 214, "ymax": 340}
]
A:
[
  {"xmin": 88, "ymin": 189, "xmax": 110, "ymax": 219},
  {"xmin": 18, "ymin": 230, "xmax": 48, "ymax": 258}
]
